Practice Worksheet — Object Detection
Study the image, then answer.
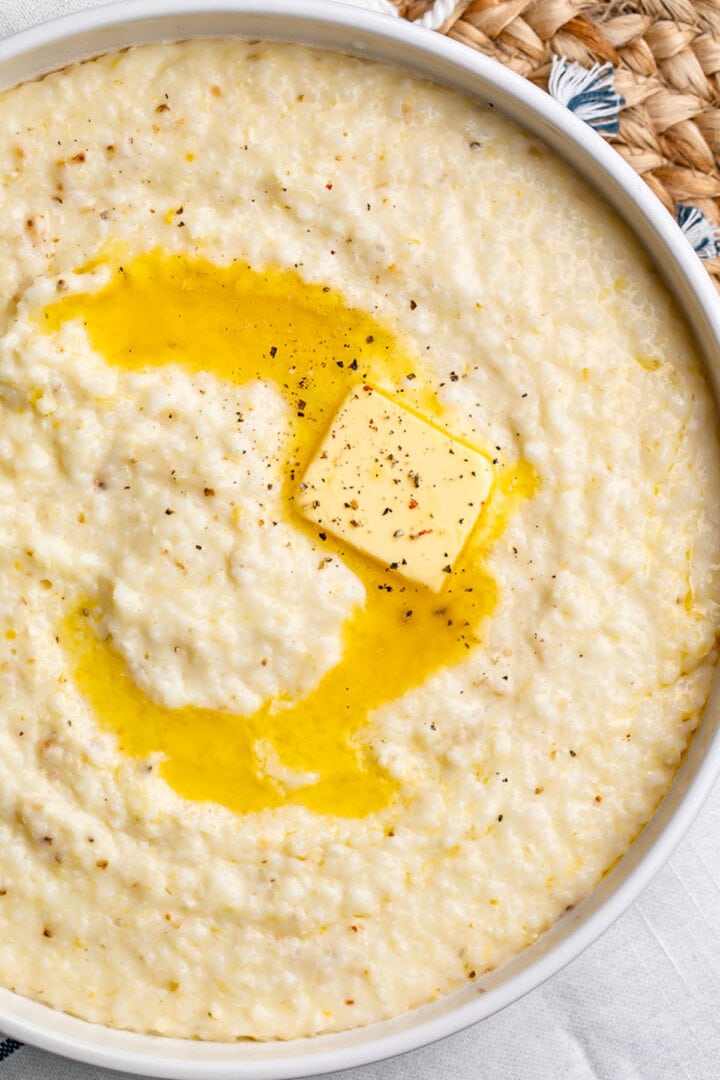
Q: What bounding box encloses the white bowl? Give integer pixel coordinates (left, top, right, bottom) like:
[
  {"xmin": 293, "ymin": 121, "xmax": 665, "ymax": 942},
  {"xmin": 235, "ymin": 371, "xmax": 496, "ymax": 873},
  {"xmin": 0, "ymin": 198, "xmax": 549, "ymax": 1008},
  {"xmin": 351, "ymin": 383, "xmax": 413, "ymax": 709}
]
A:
[{"xmin": 1, "ymin": 2, "xmax": 719, "ymax": 1077}]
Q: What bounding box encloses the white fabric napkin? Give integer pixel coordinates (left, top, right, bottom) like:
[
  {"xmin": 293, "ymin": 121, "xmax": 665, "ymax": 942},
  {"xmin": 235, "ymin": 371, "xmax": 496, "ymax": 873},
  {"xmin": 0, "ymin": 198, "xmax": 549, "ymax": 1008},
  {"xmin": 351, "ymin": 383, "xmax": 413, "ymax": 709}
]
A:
[{"xmin": 0, "ymin": 2, "xmax": 719, "ymax": 1078}]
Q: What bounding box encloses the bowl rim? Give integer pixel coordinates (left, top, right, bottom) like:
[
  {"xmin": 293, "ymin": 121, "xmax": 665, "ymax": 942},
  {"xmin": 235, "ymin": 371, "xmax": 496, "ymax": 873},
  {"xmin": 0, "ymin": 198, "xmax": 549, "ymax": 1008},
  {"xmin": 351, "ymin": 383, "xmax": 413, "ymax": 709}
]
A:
[{"xmin": 1, "ymin": 2, "xmax": 720, "ymax": 1077}]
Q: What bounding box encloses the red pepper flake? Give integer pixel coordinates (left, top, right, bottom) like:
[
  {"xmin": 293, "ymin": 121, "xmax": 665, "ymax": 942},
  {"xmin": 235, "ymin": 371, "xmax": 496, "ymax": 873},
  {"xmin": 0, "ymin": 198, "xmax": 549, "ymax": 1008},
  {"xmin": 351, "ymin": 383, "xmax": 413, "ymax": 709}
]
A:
[
  {"xmin": 416, "ymin": 529, "xmax": 433, "ymax": 537},
  {"xmin": 326, "ymin": 182, "xmax": 333, "ymax": 190},
  {"xmin": 408, "ymin": 498, "xmax": 418, "ymax": 509}
]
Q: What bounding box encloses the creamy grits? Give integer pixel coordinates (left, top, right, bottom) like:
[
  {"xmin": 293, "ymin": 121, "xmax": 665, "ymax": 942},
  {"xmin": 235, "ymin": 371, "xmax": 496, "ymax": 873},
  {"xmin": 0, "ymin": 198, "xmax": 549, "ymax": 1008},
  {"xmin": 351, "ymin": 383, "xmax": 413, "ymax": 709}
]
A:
[{"xmin": 0, "ymin": 39, "xmax": 718, "ymax": 1041}]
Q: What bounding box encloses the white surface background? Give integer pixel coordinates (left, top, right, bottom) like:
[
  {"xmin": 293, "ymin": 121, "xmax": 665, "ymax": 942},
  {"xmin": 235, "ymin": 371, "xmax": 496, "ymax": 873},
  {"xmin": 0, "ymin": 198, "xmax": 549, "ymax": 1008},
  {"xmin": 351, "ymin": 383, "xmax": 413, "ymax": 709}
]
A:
[{"xmin": 1, "ymin": 1, "xmax": 719, "ymax": 1077}]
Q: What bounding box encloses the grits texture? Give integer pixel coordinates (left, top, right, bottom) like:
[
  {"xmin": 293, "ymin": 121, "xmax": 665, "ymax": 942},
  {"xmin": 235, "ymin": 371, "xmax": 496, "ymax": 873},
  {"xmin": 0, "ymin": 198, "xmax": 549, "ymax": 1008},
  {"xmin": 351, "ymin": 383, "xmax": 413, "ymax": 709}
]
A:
[{"xmin": 0, "ymin": 40, "xmax": 718, "ymax": 1039}]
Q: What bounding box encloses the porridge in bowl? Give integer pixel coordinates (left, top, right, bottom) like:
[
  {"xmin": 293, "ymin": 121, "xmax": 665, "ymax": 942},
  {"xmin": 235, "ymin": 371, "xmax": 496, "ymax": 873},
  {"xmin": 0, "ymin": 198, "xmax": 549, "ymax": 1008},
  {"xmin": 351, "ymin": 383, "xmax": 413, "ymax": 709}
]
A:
[{"xmin": 0, "ymin": 39, "xmax": 718, "ymax": 1040}]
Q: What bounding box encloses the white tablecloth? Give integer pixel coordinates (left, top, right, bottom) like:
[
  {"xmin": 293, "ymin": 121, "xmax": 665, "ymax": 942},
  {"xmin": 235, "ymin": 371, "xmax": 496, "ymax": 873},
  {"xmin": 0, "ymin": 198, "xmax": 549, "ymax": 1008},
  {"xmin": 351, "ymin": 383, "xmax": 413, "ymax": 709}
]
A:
[{"xmin": 1, "ymin": 2, "xmax": 719, "ymax": 1077}]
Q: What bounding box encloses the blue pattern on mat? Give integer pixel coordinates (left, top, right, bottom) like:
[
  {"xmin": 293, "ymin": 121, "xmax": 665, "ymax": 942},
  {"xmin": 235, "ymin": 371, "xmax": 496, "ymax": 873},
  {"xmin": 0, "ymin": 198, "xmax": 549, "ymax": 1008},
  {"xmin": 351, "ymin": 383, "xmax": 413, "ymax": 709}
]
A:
[
  {"xmin": 549, "ymin": 57, "xmax": 625, "ymax": 135},
  {"xmin": 676, "ymin": 203, "xmax": 720, "ymax": 259}
]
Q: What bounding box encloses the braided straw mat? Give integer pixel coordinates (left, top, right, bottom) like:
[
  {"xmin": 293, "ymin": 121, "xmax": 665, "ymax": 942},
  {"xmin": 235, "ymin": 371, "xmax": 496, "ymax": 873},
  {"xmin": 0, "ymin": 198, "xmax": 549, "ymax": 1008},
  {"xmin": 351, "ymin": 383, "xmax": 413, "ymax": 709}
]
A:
[{"xmin": 391, "ymin": 0, "xmax": 720, "ymax": 290}]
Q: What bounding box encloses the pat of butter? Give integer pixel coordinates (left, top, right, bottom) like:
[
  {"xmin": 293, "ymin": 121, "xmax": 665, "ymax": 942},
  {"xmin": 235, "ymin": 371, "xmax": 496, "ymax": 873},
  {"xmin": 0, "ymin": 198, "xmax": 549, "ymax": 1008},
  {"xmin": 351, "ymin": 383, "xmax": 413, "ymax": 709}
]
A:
[{"xmin": 294, "ymin": 385, "xmax": 493, "ymax": 591}]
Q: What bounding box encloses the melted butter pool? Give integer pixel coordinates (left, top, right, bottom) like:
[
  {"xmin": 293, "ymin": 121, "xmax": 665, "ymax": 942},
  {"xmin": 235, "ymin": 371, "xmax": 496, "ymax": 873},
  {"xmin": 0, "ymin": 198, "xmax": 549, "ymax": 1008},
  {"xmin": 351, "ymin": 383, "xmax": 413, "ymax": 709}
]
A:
[{"xmin": 45, "ymin": 251, "xmax": 536, "ymax": 817}]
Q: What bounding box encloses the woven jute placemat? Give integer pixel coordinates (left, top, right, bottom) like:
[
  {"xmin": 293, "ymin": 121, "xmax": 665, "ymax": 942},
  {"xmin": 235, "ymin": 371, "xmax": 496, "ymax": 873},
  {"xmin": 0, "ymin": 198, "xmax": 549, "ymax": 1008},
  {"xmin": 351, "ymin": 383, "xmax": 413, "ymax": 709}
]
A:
[{"xmin": 392, "ymin": 0, "xmax": 720, "ymax": 290}]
